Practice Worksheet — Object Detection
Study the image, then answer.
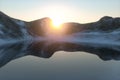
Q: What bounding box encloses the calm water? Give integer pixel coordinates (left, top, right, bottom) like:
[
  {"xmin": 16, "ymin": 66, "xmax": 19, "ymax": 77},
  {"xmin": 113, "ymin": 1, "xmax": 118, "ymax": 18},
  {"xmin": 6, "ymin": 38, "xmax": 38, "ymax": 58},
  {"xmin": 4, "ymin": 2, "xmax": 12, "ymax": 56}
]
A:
[{"xmin": 0, "ymin": 52, "xmax": 120, "ymax": 80}]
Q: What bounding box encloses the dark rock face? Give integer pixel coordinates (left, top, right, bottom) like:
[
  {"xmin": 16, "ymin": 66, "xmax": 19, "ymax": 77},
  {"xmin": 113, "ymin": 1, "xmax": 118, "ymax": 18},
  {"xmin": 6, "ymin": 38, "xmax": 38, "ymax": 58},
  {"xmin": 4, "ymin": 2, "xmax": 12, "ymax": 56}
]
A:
[
  {"xmin": 0, "ymin": 11, "xmax": 26, "ymax": 39},
  {"xmin": 0, "ymin": 11, "xmax": 120, "ymax": 67},
  {"xmin": 0, "ymin": 11, "xmax": 32, "ymax": 67}
]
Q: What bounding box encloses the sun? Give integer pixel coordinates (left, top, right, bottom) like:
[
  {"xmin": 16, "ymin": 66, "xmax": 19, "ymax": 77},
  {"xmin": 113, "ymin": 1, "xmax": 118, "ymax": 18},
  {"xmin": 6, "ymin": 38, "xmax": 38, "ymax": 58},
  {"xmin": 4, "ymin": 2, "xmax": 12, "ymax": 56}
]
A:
[
  {"xmin": 45, "ymin": 16, "xmax": 65, "ymax": 36},
  {"xmin": 50, "ymin": 16, "xmax": 63, "ymax": 29}
]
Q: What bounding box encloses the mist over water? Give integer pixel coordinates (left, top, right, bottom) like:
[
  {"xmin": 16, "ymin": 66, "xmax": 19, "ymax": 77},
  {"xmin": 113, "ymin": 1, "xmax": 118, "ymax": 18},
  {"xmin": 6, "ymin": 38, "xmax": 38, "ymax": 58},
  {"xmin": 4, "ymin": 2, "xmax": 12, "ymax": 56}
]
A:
[
  {"xmin": 1, "ymin": 32, "xmax": 120, "ymax": 80},
  {"xmin": 0, "ymin": 31, "xmax": 120, "ymax": 80}
]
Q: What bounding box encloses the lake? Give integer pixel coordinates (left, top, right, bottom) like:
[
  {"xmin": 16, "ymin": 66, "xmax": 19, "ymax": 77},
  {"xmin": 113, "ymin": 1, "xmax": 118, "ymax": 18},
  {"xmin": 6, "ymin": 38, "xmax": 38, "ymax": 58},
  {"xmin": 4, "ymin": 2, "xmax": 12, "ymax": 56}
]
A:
[{"xmin": 0, "ymin": 51, "xmax": 120, "ymax": 80}]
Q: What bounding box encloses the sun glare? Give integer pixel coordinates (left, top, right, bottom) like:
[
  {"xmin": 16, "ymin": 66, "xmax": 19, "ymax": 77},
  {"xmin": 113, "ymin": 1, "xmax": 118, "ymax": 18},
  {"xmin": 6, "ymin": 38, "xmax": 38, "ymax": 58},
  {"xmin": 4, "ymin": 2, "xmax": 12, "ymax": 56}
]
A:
[
  {"xmin": 40, "ymin": 4, "xmax": 76, "ymax": 32},
  {"xmin": 46, "ymin": 16, "xmax": 65, "ymax": 36},
  {"xmin": 51, "ymin": 16, "xmax": 63, "ymax": 29}
]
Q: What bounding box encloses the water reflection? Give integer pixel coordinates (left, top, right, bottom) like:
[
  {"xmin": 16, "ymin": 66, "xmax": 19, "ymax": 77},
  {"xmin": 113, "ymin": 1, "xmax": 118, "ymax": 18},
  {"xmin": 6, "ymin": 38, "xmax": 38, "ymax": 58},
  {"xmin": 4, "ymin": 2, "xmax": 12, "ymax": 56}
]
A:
[
  {"xmin": 0, "ymin": 38, "xmax": 120, "ymax": 68},
  {"xmin": 0, "ymin": 52, "xmax": 120, "ymax": 80}
]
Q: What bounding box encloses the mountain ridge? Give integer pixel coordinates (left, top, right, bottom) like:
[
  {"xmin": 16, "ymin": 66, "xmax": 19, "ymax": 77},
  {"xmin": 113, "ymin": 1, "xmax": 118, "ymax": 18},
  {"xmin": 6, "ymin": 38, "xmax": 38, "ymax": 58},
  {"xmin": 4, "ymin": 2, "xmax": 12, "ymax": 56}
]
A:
[{"xmin": 0, "ymin": 11, "xmax": 120, "ymax": 67}]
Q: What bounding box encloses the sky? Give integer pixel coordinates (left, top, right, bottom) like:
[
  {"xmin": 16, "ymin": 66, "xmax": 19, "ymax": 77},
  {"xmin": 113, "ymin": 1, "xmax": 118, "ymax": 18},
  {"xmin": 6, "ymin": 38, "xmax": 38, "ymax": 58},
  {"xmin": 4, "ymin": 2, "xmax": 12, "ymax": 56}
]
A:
[{"xmin": 0, "ymin": 0, "xmax": 120, "ymax": 23}]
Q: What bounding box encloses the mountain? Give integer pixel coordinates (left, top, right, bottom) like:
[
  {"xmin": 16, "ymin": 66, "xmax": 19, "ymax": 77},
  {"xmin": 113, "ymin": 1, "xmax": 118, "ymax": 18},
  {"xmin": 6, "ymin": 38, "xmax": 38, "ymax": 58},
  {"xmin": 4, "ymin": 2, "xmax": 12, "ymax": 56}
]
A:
[
  {"xmin": 61, "ymin": 16, "xmax": 120, "ymax": 35},
  {"xmin": 0, "ymin": 11, "xmax": 120, "ymax": 67}
]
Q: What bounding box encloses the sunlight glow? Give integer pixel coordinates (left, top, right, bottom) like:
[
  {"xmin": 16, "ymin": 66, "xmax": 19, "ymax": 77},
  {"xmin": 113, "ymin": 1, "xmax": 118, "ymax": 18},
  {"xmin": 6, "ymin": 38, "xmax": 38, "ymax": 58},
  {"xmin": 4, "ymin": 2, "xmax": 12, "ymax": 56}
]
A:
[
  {"xmin": 51, "ymin": 16, "xmax": 63, "ymax": 29},
  {"xmin": 40, "ymin": 5, "xmax": 71, "ymax": 28},
  {"xmin": 38, "ymin": 4, "xmax": 79, "ymax": 35},
  {"xmin": 45, "ymin": 16, "xmax": 65, "ymax": 36},
  {"xmin": 52, "ymin": 17, "xmax": 62, "ymax": 28}
]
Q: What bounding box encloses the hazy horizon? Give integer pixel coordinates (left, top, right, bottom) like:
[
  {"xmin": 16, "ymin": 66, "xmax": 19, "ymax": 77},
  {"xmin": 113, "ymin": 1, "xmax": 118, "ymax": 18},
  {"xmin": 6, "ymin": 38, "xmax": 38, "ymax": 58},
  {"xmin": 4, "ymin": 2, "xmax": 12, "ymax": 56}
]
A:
[{"xmin": 0, "ymin": 0, "xmax": 120, "ymax": 23}]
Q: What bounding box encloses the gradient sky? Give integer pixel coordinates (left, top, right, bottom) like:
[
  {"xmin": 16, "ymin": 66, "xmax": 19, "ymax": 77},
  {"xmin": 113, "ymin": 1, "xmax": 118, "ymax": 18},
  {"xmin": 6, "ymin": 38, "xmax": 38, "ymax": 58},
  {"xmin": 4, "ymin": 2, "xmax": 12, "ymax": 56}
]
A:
[{"xmin": 0, "ymin": 0, "xmax": 120, "ymax": 23}]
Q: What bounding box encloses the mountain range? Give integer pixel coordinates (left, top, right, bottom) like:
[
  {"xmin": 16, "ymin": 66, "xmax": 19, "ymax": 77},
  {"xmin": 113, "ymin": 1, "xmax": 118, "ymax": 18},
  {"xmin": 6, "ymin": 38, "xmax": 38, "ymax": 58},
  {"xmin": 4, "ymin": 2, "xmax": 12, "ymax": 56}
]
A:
[{"xmin": 0, "ymin": 11, "xmax": 120, "ymax": 67}]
